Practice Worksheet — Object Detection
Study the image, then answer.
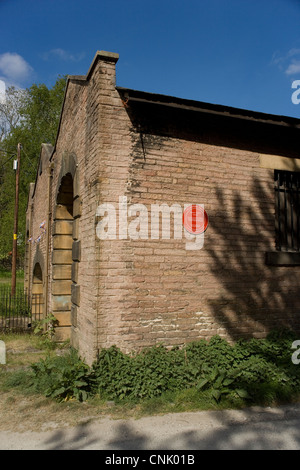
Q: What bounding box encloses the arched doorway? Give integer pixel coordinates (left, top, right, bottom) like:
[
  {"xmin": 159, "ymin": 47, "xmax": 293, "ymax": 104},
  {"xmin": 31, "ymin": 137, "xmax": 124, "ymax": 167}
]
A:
[
  {"xmin": 52, "ymin": 172, "xmax": 74, "ymax": 340},
  {"xmin": 32, "ymin": 262, "xmax": 44, "ymax": 321}
]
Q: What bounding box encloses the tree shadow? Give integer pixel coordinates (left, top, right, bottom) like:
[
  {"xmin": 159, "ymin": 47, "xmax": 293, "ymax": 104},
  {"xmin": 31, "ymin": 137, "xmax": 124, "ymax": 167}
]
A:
[
  {"xmin": 40, "ymin": 406, "xmax": 300, "ymax": 450},
  {"xmin": 42, "ymin": 420, "xmax": 99, "ymax": 450},
  {"xmin": 120, "ymin": 89, "xmax": 300, "ymax": 341},
  {"xmin": 206, "ymin": 177, "xmax": 300, "ymax": 341}
]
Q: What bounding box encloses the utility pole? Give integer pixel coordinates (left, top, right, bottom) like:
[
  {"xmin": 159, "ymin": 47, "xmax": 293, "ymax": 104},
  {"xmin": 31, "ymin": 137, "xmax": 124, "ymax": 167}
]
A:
[{"xmin": 11, "ymin": 143, "xmax": 21, "ymax": 296}]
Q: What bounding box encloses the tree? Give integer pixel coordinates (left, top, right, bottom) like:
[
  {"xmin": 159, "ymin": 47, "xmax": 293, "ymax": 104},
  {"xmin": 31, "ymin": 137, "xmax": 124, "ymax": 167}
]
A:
[
  {"xmin": 0, "ymin": 76, "xmax": 67, "ymax": 267},
  {"xmin": 0, "ymin": 86, "xmax": 27, "ymax": 142}
]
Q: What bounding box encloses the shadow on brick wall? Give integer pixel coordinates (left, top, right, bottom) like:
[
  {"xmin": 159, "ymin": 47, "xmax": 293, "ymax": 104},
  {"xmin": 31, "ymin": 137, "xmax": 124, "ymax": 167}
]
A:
[{"xmin": 206, "ymin": 177, "xmax": 300, "ymax": 340}]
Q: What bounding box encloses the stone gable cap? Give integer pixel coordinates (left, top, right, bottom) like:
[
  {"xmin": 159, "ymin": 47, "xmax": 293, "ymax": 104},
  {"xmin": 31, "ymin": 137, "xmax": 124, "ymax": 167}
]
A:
[
  {"xmin": 97, "ymin": 50, "xmax": 119, "ymax": 61},
  {"xmin": 86, "ymin": 50, "xmax": 119, "ymax": 79},
  {"xmin": 47, "ymin": 50, "xmax": 119, "ymax": 166},
  {"xmin": 68, "ymin": 51, "xmax": 119, "ymax": 83}
]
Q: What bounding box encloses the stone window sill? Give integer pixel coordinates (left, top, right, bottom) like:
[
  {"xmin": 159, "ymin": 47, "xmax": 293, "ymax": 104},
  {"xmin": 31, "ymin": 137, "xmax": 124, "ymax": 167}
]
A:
[{"xmin": 265, "ymin": 251, "xmax": 300, "ymax": 266}]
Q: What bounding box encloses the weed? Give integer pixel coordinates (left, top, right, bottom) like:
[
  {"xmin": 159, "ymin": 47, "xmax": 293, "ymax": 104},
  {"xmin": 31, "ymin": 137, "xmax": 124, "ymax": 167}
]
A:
[{"xmin": 17, "ymin": 328, "xmax": 300, "ymax": 409}]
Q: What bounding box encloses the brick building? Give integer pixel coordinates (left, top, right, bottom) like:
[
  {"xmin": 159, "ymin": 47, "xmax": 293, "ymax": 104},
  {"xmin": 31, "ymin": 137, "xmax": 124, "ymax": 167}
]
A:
[{"xmin": 25, "ymin": 50, "xmax": 300, "ymax": 364}]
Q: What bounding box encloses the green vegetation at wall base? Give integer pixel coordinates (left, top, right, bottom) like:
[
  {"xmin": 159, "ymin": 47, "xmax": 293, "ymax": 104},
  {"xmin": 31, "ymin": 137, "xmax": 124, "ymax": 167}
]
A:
[{"xmin": 3, "ymin": 328, "xmax": 299, "ymax": 412}]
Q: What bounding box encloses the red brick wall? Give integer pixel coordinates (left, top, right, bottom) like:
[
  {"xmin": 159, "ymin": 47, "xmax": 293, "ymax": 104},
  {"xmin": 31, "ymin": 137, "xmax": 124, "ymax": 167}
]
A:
[
  {"xmin": 27, "ymin": 52, "xmax": 300, "ymax": 366},
  {"xmin": 95, "ymin": 99, "xmax": 300, "ymax": 356}
]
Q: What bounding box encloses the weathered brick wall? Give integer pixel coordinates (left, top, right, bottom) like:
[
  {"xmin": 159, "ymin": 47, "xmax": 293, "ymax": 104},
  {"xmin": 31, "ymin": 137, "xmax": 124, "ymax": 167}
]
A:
[
  {"xmin": 95, "ymin": 98, "xmax": 300, "ymax": 355},
  {"xmin": 48, "ymin": 52, "xmax": 126, "ymax": 362},
  {"xmin": 26, "ymin": 144, "xmax": 52, "ymax": 313},
  {"xmin": 27, "ymin": 51, "xmax": 300, "ymax": 366},
  {"xmin": 50, "ymin": 76, "xmax": 86, "ymax": 347},
  {"xmin": 111, "ymin": 141, "xmax": 274, "ymax": 349},
  {"xmin": 92, "ymin": 66, "xmax": 138, "ymax": 359}
]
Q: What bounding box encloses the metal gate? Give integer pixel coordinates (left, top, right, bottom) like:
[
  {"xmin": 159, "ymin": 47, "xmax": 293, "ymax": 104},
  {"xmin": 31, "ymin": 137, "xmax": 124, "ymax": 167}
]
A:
[{"xmin": 0, "ymin": 285, "xmax": 43, "ymax": 332}]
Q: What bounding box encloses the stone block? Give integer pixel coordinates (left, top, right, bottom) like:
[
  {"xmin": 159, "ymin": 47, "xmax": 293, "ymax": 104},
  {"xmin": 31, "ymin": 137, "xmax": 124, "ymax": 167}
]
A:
[
  {"xmin": 52, "ymin": 250, "xmax": 73, "ymax": 265},
  {"xmin": 73, "ymin": 172, "xmax": 80, "ymax": 199},
  {"xmin": 32, "ymin": 283, "xmax": 43, "ymax": 295},
  {"xmin": 53, "ymin": 235, "xmax": 73, "ymax": 250},
  {"xmin": 72, "ymin": 240, "xmax": 81, "ymax": 262},
  {"xmin": 52, "ymin": 294, "xmax": 71, "ymax": 312},
  {"xmin": 72, "ymin": 218, "xmax": 79, "ymax": 240},
  {"xmin": 71, "ymin": 305, "xmax": 77, "ymax": 327},
  {"xmin": 71, "ymin": 262, "xmax": 78, "ymax": 283},
  {"xmin": 52, "ymin": 220, "xmax": 73, "ymax": 235},
  {"xmin": 53, "ymin": 311, "xmax": 71, "ymax": 327},
  {"xmin": 73, "ymin": 197, "xmax": 82, "ymax": 218},
  {"xmin": 53, "ymin": 326, "xmax": 71, "ymax": 342},
  {"xmin": 52, "ymin": 265, "xmax": 72, "ymax": 280},
  {"xmin": 52, "ymin": 280, "xmax": 72, "ymax": 295},
  {"xmin": 71, "ymin": 283, "xmax": 80, "ymax": 307},
  {"xmin": 54, "ymin": 205, "xmax": 73, "ymax": 220}
]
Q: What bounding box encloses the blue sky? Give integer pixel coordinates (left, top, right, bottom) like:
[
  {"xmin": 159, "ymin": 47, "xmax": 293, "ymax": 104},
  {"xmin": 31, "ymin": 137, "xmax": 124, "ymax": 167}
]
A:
[{"xmin": 1, "ymin": 0, "xmax": 300, "ymax": 117}]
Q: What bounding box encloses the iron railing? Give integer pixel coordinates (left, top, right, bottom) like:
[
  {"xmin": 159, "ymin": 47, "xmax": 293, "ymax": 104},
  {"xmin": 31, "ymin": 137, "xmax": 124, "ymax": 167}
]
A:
[{"xmin": 0, "ymin": 285, "xmax": 43, "ymax": 332}]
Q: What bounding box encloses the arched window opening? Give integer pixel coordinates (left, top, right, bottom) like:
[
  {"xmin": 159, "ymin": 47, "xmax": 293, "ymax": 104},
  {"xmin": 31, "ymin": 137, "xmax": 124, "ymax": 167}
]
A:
[{"xmin": 32, "ymin": 262, "xmax": 44, "ymax": 321}]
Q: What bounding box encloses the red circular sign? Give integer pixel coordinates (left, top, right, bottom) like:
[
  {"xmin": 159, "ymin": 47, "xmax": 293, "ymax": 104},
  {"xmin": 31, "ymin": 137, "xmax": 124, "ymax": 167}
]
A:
[{"xmin": 183, "ymin": 205, "xmax": 208, "ymax": 234}]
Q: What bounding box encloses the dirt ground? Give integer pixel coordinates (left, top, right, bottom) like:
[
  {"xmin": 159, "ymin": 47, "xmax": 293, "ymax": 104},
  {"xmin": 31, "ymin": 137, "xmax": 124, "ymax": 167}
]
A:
[
  {"xmin": 0, "ymin": 335, "xmax": 128, "ymax": 432},
  {"xmin": 2, "ymin": 336, "xmax": 300, "ymax": 449},
  {"xmin": 1, "ymin": 396, "xmax": 300, "ymax": 450},
  {"xmin": 0, "ymin": 389, "xmax": 116, "ymax": 432}
]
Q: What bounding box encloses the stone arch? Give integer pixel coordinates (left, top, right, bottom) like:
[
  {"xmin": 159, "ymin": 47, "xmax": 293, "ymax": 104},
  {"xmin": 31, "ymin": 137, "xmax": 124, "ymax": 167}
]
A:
[
  {"xmin": 32, "ymin": 248, "xmax": 45, "ymax": 320},
  {"xmin": 32, "ymin": 263, "xmax": 43, "ymax": 291},
  {"xmin": 55, "ymin": 152, "xmax": 79, "ymax": 202},
  {"xmin": 32, "ymin": 245, "xmax": 45, "ymax": 277},
  {"xmin": 52, "ymin": 153, "xmax": 81, "ymax": 343}
]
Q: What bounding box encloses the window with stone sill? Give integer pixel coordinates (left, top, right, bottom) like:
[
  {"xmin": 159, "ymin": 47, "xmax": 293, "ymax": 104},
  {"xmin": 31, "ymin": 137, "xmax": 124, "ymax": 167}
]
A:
[{"xmin": 266, "ymin": 169, "xmax": 300, "ymax": 266}]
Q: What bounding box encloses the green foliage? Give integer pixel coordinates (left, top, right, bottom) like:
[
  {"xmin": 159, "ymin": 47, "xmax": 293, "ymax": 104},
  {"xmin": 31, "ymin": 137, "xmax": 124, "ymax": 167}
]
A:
[
  {"xmin": 196, "ymin": 366, "xmax": 249, "ymax": 402},
  {"xmin": 92, "ymin": 344, "xmax": 190, "ymax": 400},
  {"xmin": 32, "ymin": 313, "xmax": 58, "ymax": 339},
  {"xmin": 26, "ymin": 329, "xmax": 300, "ymax": 408},
  {"xmin": 1, "ymin": 368, "xmax": 36, "ymax": 394},
  {"xmin": 0, "ymin": 76, "xmax": 66, "ymax": 262},
  {"xmin": 31, "ymin": 348, "xmax": 93, "ymax": 402}
]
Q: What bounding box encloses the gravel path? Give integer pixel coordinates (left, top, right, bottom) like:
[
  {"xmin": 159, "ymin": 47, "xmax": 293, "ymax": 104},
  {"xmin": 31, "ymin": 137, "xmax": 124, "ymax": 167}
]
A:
[{"xmin": 1, "ymin": 404, "xmax": 300, "ymax": 450}]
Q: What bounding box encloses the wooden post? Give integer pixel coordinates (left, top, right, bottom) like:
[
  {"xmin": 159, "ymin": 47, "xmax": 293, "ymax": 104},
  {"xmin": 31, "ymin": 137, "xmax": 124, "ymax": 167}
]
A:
[{"xmin": 11, "ymin": 143, "xmax": 21, "ymax": 296}]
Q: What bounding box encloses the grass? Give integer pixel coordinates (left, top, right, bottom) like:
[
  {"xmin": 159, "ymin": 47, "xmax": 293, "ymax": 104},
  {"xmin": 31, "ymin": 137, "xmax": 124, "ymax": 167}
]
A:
[
  {"xmin": 0, "ymin": 333, "xmax": 92, "ymax": 432},
  {"xmin": 1, "ymin": 270, "xmax": 254, "ymax": 429},
  {"xmin": 0, "ymin": 333, "xmax": 54, "ymax": 366},
  {"xmin": 0, "ymin": 338, "xmax": 150, "ymax": 433},
  {"xmin": 1, "ymin": 312, "xmax": 300, "ymax": 435},
  {"xmin": 2, "ymin": 329, "xmax": 300, "ymax": 434},
  {"xmin": 0, "ymin": 269, "xmax": 24, "ymax": 285}
]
